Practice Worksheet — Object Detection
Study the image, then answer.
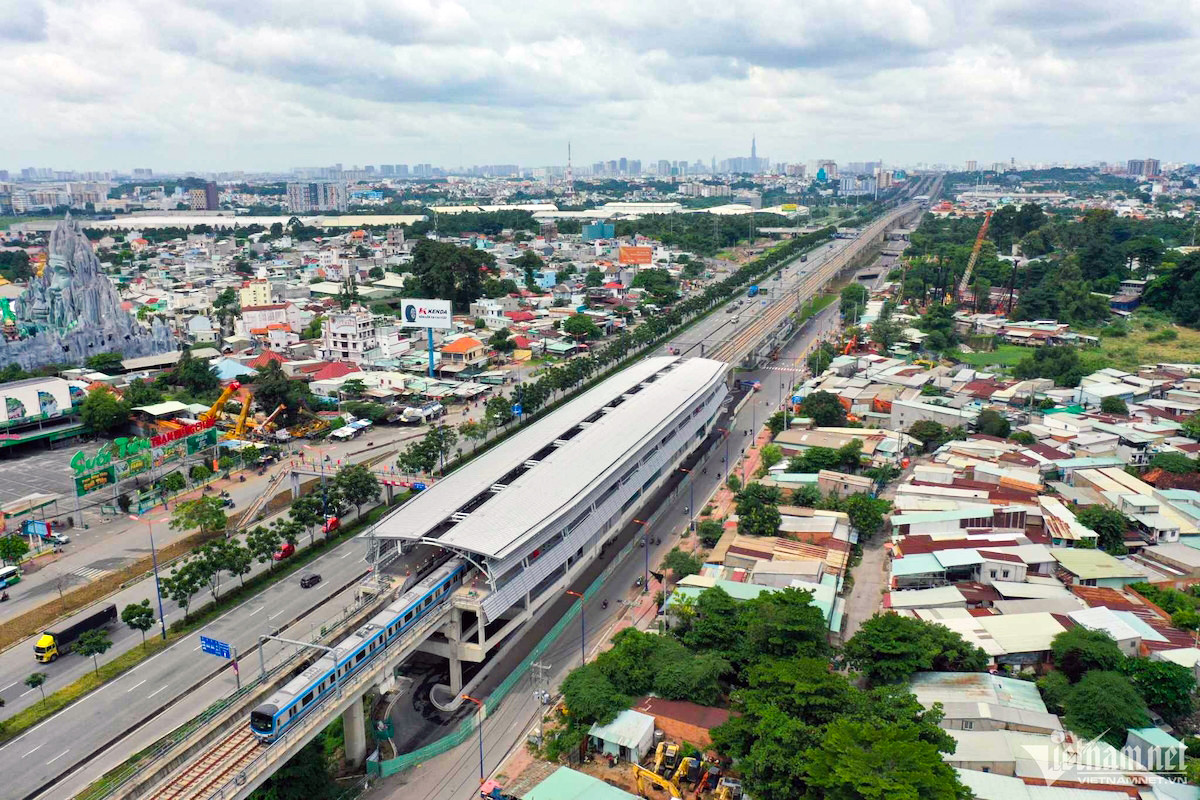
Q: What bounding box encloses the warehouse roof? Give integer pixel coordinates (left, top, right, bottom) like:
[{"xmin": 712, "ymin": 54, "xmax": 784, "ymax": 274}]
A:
[
  {"xmin": 523, "ymin": 767, "xmax": 640, "ymax": 800},
  {"xmin": 370, "ymin": 356, "xmax": 727, "ymax": 560},
  {"xmin": 1051, "ymin": 548, "xmax": 1143, "ymax": 580}
]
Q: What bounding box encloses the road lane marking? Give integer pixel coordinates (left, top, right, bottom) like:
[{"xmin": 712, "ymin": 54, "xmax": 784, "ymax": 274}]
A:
[
  {"xmin": 268, "ymin": 610, "xmax": 285, "ymax": 620},
  {"xmin": 248, "ymin": 606, "xmax": 263, "ymax": 615},
  {"xmin": 126, "ymin": 679, "xmax": 146, "ymax": 693},
  {"xmin": 0, "ymin": 681, "xmax": 18, "ymax": 693},
  {"xmin": 46, "ymin": 749, "xmax": 69, "ymax": 765},
  {"xmin": 193, "ymin": 644, "xmax": 202, "ymax": 650},
  {"xmin": 23, "ymin": 744, "xmax": 42, "ymax": 757},
  {"xmin": 19, "ymin": 689, "xmax": 34, "ymax": 698},
  {"xmin": 339, "ymin": 551, "xmax": 351, "ymax": 558},
  {"xmin": 148, "ymin": 685, "xmax": 168, "ymax": 699}
]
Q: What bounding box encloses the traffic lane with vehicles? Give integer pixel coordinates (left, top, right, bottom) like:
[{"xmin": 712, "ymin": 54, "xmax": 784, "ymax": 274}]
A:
[
  {"xmin": 0, "ymin": 480, "xmax": 381, "ymax": 723},
  {"xmin": 0, "ymin": 533, "xmax": 396, "ymax": 800},
  {"xmin": 0, "ymin": 414, "xmax": 445, "ymax": 626},
  {"xmin": 366, "ymin": 314, "xmax": 831, "ymax": 800}
]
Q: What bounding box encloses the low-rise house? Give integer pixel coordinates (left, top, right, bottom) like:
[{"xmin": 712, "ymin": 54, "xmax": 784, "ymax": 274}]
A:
[
  {"xmin": 587, "ymin": 709, "xmax": 655, "ymax": 763},
  {"xmin": 909, "ymin": 672, "xmax": 1062, "ymax": 735},
  {"xmin": 1051, "ymin": 547, "xmax": 1144, "ymax": 588}
]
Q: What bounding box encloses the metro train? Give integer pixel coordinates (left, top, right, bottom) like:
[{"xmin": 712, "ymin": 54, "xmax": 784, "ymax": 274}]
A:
[{"xmin": 250, "ymin": 557, "xmax": 469, "ymax": 742}]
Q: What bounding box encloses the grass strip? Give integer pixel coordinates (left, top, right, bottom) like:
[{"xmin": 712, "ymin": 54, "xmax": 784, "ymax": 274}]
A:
[{"xmin": 0, "ymin": 501, "xmax": 398, "ymax": 745}]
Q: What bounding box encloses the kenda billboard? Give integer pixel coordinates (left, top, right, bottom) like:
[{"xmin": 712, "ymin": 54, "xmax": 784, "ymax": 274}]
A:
[{"xmin": 400, "ymin": 298, "xmax": 453, "ymax": 330}]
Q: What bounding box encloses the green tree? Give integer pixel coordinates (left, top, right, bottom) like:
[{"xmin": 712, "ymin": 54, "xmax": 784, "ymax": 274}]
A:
[
  {"xmin": 168, "ymin": 349, "xmax": 219, "ymax": 394},
  {"xmin": 1100, "ymin": 396, "xmax": 1129, "ymax": 415},
  {"xmin": 1122, "ymin": 656, "xmax": 1196, "ymax": 721},
  {"xmin": 803, "ymin": 716, "xmax": 970, "ymax": 800},
  {"xmin": 868, "ymin": 315, "xmax": 905, "ymax": 352},
  {"xmin": 339, "ymin": 378, "xmax": 367, "ymax": 399},
  {"xmin": 791, "ymin": 484, "xmax": 822, "ymax": 507},
  {"xmin": 840, "ymin": 282, "xmax": 869, "ymax": 319},
  {"xmin": 24, "ymin": 672, "xmax": 48, "ymax": 706},
  {"xmin": 560, "ymin": 662, "xmax": 627, "ymax": 725},
  {"xmin": 334, "ymin": 463, "xmax": 381, "ymax": 518},
  {"xmin": 251, "ymin": 360, "xmax": 311, "ymax": 424},
  {"xmin": 0, "ymin": 535, "xmax": 30, "ymax": 565},
  {"xmin": 488, "ymin": 327, "xmax": 515, "ymax": 353},
  {"xmin": 1038, "ymin": 670, "xmax": 1071, "ymax": 714},
  {"xmin": 1073, "ymin": 505, "xmax": 1130, "ymax": 555},
  {"xmin": 806, "ymin": 341, "xmax": 837, "ymax": 375},
  {"xmin": 697, "ymin": 519, "xmax": 724, "ymax": 548},
  {"xmin": 76, "ymin": 628, "xmax": 112, "ymax": 675},
  {"xmin": 841, "ymin": 493, "xmax": 892, "ymax": 539},
  {"xmin": 80, "ymin": 386, "xmax": 128, "ymax": 434},
  {"xmin": 765, "ymin": 411, "xmax": 787, "ymax": 436},
  {"xmin": 225, "ymin": 541, "xmax": 254, "ymax": 588},
  {"xmin": 1063, "ymin": 671, "xmax": 1150, "ymax": 747},
  {"xmin": 123, "ymin": 377, "xmax": 164, "ymax": 407},
  {"xmin": 485, "ymin": 396, "xmax": 515, "ymax": 428},
  {"xmin": 1050, "ymin": 627, "xmax": 1125, "ymax": 682},
  {"xmin": 662, "ymin": 547, "xmax": 703, "ymax": 580},
  {"xmin": 800, "ymin": 391, "xmax": 846, "ymax": 427},
  {"xmin": 843, "ymin": 613, "xmax": 988, "ymax": 684},
  {"xmin": 121, "ymin": 599, "xmax": 156, "ymax": 647},
  {"xmin": 836, "ymin": 438, "xmax": 863, "ymax": 472},
  {"xmin": 85, "ymin": 351, "xmax": 125, "ymax": 373},
  {"xmin": 562, "ymin": 314, "xmax": 601, "ymax": 340},
  {"xmin": 288, "ymin": 494, "xmax": 324, "ymax": 544},
  {"xmin": 1150, "ymin": 451, "xmax": 1198, "ymax": 474},
  {"xmin": 907, "ymin": 420, "xmax": 949, "ymax": 452},
  {"xmin": 759, "ymin": 443, "xmax": 783, "ymax": 471},
  {"xmin": 584, "ymin": 268, "xmax": 604, "ymax": 288},
  {"xmin": 975, "ymin": 408, "xmax": 1011, "ymax": 438},
  {"xmin": 735, "ymin": 483, "xmax": 783, "ymax": 537},
  {"xmin": 161, "ymin": 559, "xmax": 203, "ymax": 619},
  {"xmin": 1013, "ymin": 345, "xmax": 1086, "ymax": 387},
  {"xmin": 788, "ymin": 446, "xmax": 840, "ymax": 473},
  {"xmin": 1181, "ymin": 413, "xmax": 1200, "ymax": 441},
  {"xmin": 250, "ymin": 737, "xmax": 340, "ymax": 800},
  {"xmin": 170, "ymin": 496, "xmax": 228, "ymax": 538},
  {"xmin": 246, "ymin": 524, "xmax": 283, "ymax": 570}
]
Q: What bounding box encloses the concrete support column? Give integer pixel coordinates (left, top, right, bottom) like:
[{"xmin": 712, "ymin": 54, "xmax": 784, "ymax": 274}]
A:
[
  {"xmin": 343, "ymin": 699, "xmax": 367, "ymax": 767},
  {"xmin": 450, "ymin": 651, "xmax": 463, "ymax": 694},
  {"xmin": 477, "ymin": 612, "xmax": 487, "ymax": 650}
]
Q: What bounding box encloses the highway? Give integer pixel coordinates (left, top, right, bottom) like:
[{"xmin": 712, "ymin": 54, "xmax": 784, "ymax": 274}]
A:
[{"xmin": 8, "ymin": 195, "xmax": 916, "ymax": 799}]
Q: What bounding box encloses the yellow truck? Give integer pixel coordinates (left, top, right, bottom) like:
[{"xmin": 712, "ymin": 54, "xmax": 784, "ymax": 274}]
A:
[{"xmin": 34, "ymin": 604, "xmax": 117, "ymax": 663}]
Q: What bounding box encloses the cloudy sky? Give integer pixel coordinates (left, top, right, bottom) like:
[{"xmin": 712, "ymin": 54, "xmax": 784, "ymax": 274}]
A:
[{"xmin": 3, "ymin": 0, "xmax": 1198, "ymax": 172}]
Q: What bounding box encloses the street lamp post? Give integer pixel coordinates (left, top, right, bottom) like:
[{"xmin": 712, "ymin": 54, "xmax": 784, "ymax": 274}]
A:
[
  {"xmin": 129, "ymin": 514, "xmax": 169, "ymax": 640},
  {"xmin": 566, "ymin": 590, "xmax": 585, "ymax": 665},
  {"xmin": 462, "ymin": 694, "xmax": 486, "ymax": 784}
]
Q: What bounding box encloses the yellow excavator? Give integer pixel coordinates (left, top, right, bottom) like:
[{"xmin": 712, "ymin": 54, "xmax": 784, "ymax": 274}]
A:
[
  {"xmin": 670, "ymin": 757, "xmax": 702, "ymax": 789},
  {"xmin": 653, "ymin": 742, "xmax": 681, "ymax": 776},
  {"xmin": 632, "ymin": 764, "xmax": 682, "ymax": 799},
  {"xmin": 713, "ymin": 778, "xmax": 742, "ymax": 800}
]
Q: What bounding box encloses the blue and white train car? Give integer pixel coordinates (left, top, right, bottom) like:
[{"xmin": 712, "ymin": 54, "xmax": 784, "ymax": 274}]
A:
[{"xmin": 250, "ymin": 558, "xmax": 468, "ymax": 741}]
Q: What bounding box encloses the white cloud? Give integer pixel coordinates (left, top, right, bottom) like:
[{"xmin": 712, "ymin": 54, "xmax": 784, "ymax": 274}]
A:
[{"xmin": 1, "ymin": 0, "xmax": 1198, "ymax": 170}]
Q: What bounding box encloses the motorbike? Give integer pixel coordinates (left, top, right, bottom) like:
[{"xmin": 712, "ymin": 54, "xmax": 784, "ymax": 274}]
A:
[
  {"xmin": 239, "ymin": 475, "xmax": 246, "ymax": 482},
  {"xmin": 602, "ymin": 599, "xmax": 608, "ymax": 610},
  {"xmin": 0, "ymin": 592, "xmax": 8, "ymax": 602}
]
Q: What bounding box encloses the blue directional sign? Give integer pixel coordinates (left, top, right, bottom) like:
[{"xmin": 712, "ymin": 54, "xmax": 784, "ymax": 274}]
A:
[
  {"xmin": 200, "ymin": 635, "xmax": 232, "ymax": 659},
  {"xmin": 410, "ymin": 481, "xmax": 427, "ymax": 491},
  {"xmin": 792, "ymin": 395, "xmax": 803, "ymax": 405},
  {"xmin": 511, "ymin": 403, "xmax": 523, "ymax": 417}
]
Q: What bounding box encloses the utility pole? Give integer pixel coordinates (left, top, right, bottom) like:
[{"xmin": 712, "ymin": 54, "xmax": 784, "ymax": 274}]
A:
[{"xmin": 530, "ymin": 660, "xmax": 552, "ymax": 745}]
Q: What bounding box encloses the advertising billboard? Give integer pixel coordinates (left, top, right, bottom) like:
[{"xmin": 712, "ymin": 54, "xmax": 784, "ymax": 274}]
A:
[
  {"xmin": 619, "ymin": 246, "xmax": 653, "ymax": 266},
  {"xmin": 399, "ymin": 298, "xmax": 453, "ymax": 330}
]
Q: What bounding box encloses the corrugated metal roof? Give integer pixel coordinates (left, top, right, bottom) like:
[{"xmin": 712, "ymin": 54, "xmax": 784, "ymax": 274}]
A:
[
  {"xmin": 587, "ymin": 710, "xmax": 655, "ymax": 750},
  {"xmin": 524, "ymin": 767, "xmax": 640, "ymax": 800},
  {"xmin": 371, "ymin": 356, "xmax": 726, "ymax": 559}
]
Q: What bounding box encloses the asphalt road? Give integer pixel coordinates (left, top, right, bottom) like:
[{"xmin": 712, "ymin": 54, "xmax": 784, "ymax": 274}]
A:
[
  {"xmin": 364, "ymin": 266, "xmax": 842, "ymax": 800},
  {"xmin": 7, "ymin": 227, "xmax": 858, "ymax": 797}
]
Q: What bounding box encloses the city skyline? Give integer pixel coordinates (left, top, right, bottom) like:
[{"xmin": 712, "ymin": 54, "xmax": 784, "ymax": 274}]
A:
[{"xmin": 4, "ymin": 1, "xmax": 1200, "ymax": 170}]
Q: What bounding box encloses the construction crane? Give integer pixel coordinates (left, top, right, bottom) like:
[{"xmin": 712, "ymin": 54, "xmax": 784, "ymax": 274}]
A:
[
  {"xmin": 955, "ymin": 210, "xmax": 993, "ymax": 304},
  {"xmin": 253, "ymin": 404, "xmax": 287, "ymax": 437},
  {"xmin": 200, "ymin": 381, "xmax": 242, "ymax": 425},
  {"xmin": 632, "ymin": 764, "xmax": 682, "ymax": 799},
  {"xmin": 224, "ymin": 392, "xmax": 253, "ymax": 440}
]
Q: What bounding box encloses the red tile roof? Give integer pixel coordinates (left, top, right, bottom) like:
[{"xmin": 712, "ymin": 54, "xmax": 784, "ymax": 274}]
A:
[
  {"xmin": 312, "ymin": 362, "xmax": 361, "ymax": 382},
  {"xmin": 247, "ymin": 350, "xmax": 288, "ymax": 368},
  {"xmin": 633, "ymin": 697, "xmax": 732, "ymax": 731},
  {"xmin": 241, "ymin": 303, "xmax": 288, "ymax": 312},
  {"xmin": 504, "ymin": 311, "xmax": 535, "ymax": 322},
  {"xmin": 978, "ymin": 550, "xmax": 1024, "ymax": 563}
]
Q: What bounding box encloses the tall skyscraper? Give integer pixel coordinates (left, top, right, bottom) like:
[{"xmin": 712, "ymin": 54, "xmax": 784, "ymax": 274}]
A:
[
  {"xmin": 1126, "ymin": 159, "xmax": 1145, "ymax": 177},
  {"xmin": 966, "ymin": 160, "xmax": 977, "ymax": 172},
  {"xmin": 751, "ymin": 136, "xmax": 757, "ymax": 161},
  {"xmin": 1144, "ymin": 158, "xmax": 1160, "ymax": 177}
]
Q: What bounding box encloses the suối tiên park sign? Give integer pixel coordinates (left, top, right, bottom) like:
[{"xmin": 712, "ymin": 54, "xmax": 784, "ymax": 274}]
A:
[{"xmin": 71, "ymin": 418, "xmax": 218, "ymax": 497}]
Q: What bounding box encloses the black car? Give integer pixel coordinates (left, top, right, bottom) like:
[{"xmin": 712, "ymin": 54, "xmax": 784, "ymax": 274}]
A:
[{"xmin": 299, "ymin": 573, "xmax": 322, "ymax": 589}]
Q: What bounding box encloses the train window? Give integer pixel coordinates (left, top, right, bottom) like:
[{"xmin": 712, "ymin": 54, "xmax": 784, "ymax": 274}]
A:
[
  {"xmin": 356, "ymin": 651, "xmax": 366, "ymax": 663},
  {"xmin": 404, "ymin": 611, "xmax": 414, "ymax": 623},
  {"xmin": 424, "ymin": 596, "xmax": 433, "ymax": 607},
  {"xmin": 302, "ymin": 691, "xmax": 314, "ymax": 705}
]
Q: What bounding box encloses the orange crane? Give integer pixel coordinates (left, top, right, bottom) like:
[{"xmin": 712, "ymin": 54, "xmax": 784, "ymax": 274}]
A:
[
  {"xmin": 253, "ymin": 404, "xmax": 287, "ymax": 438},
  {"xmin": 956, "ymin": 210, "xmax": 993, "ymax": 304}
]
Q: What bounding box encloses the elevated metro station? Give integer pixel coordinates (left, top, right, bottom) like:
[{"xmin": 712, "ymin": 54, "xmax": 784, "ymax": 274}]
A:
[{"xmin": 369, "ymin": 355, "xmax": 729, "ymax": 695}]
